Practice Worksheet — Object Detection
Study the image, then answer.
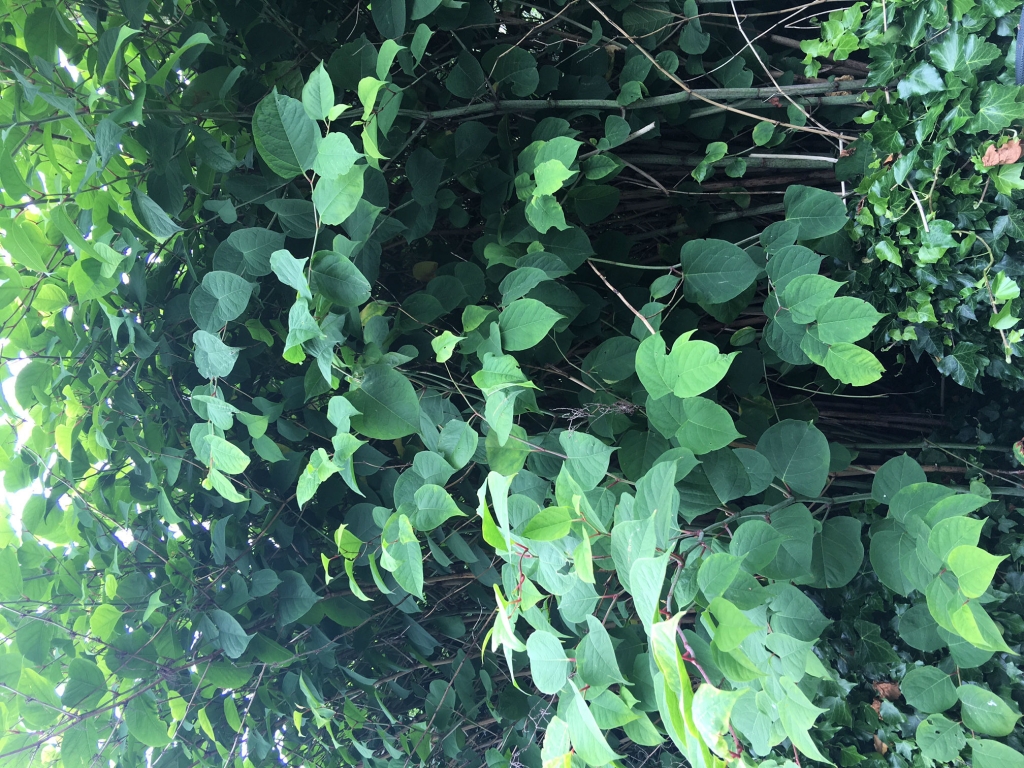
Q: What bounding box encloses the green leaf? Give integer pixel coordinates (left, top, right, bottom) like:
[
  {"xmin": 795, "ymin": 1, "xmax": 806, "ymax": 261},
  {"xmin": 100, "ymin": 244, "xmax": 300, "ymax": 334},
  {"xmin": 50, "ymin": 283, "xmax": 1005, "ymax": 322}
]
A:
[
  {"xmin": 148, "ymin": 32, "xmax": 210, "ymax": 88},
  {"xmin": 766, "ymin": 245, "xmax": 823, "ymax": 292},
  {"xmin": 896, "ymin": 62, "xmax": 945, "ymax": 98},
  {"xmin": 62, "ymin": 658, "xmax": 107, "ymax": 710},
  {"xmin": 431, "ymin": 330, "xmax": 463, "ymax": 362},
  {"xmin": 90, "ymin": 604, "xmax": 123, "ymax": 641},
  {"xmin": 957, "ymin": 685, "xmax": 1020, "ymax": 736},
  {"xmin": 526, "ymin": 631, "xmax": 570, "ymax": 695},
  {"xmin": 409, "ymin": 484, "xmax": 464, "ymax": 530},
  {"xmin": 969, "ymin": 83, "xmax": 1024, "ymax": 134},
  {"xmin": 638, "ymin": 331, "xmax": 738, "ymax": 401},
  {"xmin": 523, "ymin": 506, "xmax": 573, "ymax": 540},
  {"xmin": 970, "ymin": 739, "xmax": 1024, "ymax": 768},
  {"xmin": 708, "ymin": 597, "xmax": 758, "ymax": 651},
  {"xmin": 778, "ymin": 677, "xmax": 833, "ymax": 764},
  {"xmin": 670, "ymin": 396, "xmax": 742, "ymax": 454},
  {"xmin": 917, "ymin": 714, "xmax": 967, "ymax": 761},
  {"xmin": 381, "ymin": 513, "xmax": 424, "ymax": 598},
  {"xmin": 559, "ymin": 431, "xmax": 613, "ymax": 490},
  {"xmin": 277, "ymin": 570, "xmax": 321, "ymax": 625},
  {"xmin": 193, "ymin": 331, "xmax": 240, "ymax": 379},
  {"xmin": 437, "ymin": 420, "xmax": 479, "ymax": 469},
  {"xmin": 372, "ymin": 0, "xmax": 406, "ymax": 38},
  {"xmin": 928, "ymin": 516, "xmax": 985, "ymax": 563},
  {"xmin": 499, "ymin": 298, "xmax": 562, "ymax": 351},
  {"xmin": 752, "ymin": 121, "xmax": 775, "ymax": 146},
  {"xmin": 202, "ymin": 435, "xmax": 250, "ymax": 474},
  {"xmin": 314, "ymin": 133, "xmax": 362, "ymax": 178},
  {"xmin": 780, "ymin": 275, "xmax": 843, "ymax": 324},
  {"xmin": 629, "ymin": 555, "xmax": 669, "ymax": 631},
  {"xmin": 947, "ymin": 545, "xmax": 1005, "ymax": 598},
  {"xmin": 125, "ymin": 695, "xmax": 171, "ymax": 747},
  {"xmin": 824, "ymin": 343, "xmax": 884, "ymax": 386},
  {"xmin": 784, "ymin": 185, "xmax": 848, "ymax": 239},
  {"xmin": 190, "ymin": 271, "xmax": 254, "ymax": 332},
  {"xmin": 577, "ymin": 615, "xmax": 628, "ymax": 688},
  {"xmin": 131, "ymin": 189, "xmax": 183, "ymax": 238},
  {"xmin": 209, "ymin": 609, "xmax": 255, "ymax": 659},
  {"xmin": 250, "ymin": 569, "xmax": 281, "ymax": 597},
  {"xmin": 566, "ymin": 681, "xmax": 624, "ymax": 766},
  {"xmin": 692, "ymin": 684, "xmax": 745, "ymax": 758},
  {"xmin": 311, "ymin": 251, "xmax": 371, "ymax": 307},
  {"xmin": 756, "ymin": 420, "xmax": 829, "ymax": 497},
  {"xmin": 347, "ymin": 364, "xmax": 421, "ymax": 439},
  {"xmin": 525, "ymin": 194, "xmax": 570, "ymax": 233},
  {"xmin": 730, "ymin": 520, "xmax": 785, "ymax": 572},
  {"xmin": 302, "ymin": 62, "xmax": 335, "ymax": 121},
  {"xmin": 902, "ymin": 666, "xmax": 957, "ymax": 713},
  {"xmin": 216, "ymin": 227, "xmax": 285, "ymax": 277},
  {"xmin": 872, "ymin": 454, "xmax": 926, "ymax": 504},
  {"xmin": 808, "ymin": 516, "xmax": 863, "ymax": 588},
  {"xmin": 680, "ymin": 239, "xmax": 760, "ymax": 304},
  {"xmin": 313, "ymin": 165, "xmax": 366, "ymax": 225},
  {"xmin": 815, "ymin": 297, "xmax": 884, "ymax": 344},
  {"xmin": 270, "ymin": 249, "xmax": 313, "ymax": 301},
  {"xmin": 253, "ymin": 88, "xmax": 319, "ymax": 178}
]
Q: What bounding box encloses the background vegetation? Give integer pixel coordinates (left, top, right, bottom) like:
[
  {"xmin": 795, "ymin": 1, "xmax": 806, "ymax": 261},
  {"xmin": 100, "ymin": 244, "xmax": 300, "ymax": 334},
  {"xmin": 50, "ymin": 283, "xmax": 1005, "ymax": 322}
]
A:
[{"xmin": 0, "ymin": 0, "xmax": 1023, "ymax": 767}]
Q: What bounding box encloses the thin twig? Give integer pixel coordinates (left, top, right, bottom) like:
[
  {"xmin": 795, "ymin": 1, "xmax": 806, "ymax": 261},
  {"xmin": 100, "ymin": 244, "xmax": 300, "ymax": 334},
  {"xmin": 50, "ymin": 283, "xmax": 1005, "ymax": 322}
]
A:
[
  {"xmin": 588, "ymin": 261, "xmax": 656, "ymax": 335},
  {"xmin": 586, "ymin": 0, "xmax": 858, "ymax": 141}
]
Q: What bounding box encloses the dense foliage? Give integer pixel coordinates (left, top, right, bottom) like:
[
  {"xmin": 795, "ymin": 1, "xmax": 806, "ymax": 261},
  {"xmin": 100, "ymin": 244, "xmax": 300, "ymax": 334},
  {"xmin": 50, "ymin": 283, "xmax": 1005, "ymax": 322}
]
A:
[{"xmin": 0, "ymin": 0, "xmax": 1023, "ymax": 768}]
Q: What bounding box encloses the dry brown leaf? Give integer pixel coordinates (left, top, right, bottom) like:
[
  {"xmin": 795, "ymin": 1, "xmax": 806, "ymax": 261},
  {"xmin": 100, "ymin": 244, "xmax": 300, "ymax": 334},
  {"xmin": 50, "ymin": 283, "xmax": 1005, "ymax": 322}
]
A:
[
  {"xmin": 874, "ymin": 735, "xmax": 888, "ymax": 755},
  {"xmin": 872, "ymin": 681, "xmax": 901, "ymax": 701},
  {"xmin": 982, "ymin": 140, "xmax": 1022, "ymax": 167},
  {"xmin": 870, "ymin": 699, "xmax": 882, "ymax": 719}
]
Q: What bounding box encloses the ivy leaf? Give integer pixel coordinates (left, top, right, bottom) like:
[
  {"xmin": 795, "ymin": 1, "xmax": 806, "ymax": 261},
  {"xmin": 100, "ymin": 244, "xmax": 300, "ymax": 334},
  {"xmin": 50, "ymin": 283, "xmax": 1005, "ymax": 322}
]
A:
[
  {"xmin": 896, "ymin": 62, "xmax": 945, "ymax": 98},
  {"xmin": 968, "ymin": 83, "xmax": 1024, "ymax": 133}
]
